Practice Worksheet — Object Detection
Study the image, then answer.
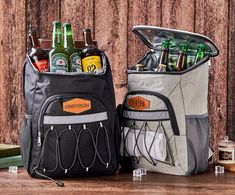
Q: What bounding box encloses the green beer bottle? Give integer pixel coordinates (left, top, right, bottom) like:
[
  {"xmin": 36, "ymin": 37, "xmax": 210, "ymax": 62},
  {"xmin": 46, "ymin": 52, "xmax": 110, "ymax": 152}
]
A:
[
  {"xmin": 194, "ymin": 44, "xmax": 206, "ymax": 64},
  {"xmin": 158, "ymin": 40, "xmax": 170, "ymax": 71},
  {"xmin": 176, "ymin": 43, "xmax": 188, "ymax": 71},
  {"xmin": 49, "ymin": 21, "xmax": 68, "ymax": 73},
  {"xmin": 63, "ymin": 23, "xmax": 82, "ymax": 72}
]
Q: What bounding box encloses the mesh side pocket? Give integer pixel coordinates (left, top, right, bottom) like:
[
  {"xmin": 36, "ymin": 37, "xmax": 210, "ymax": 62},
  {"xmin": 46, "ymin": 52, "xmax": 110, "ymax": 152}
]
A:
[{"xmin": 20, "ymin": 115, "xmax": 32, "ymax": 171}]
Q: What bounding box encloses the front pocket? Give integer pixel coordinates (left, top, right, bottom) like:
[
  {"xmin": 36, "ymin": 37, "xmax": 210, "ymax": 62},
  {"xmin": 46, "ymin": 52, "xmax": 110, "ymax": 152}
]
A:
[
  {"xmin": 39, "ymin": 120, "xmax": 112, "ymax": 175},
  {"xmin": 121, "ymin": 123, "xmax": 168, "ymax": 162},
  {"xmin": 36, "ymin": 93, "xmax": 114, "ymax": 177},
  {"xmin": 120, "ymin": 90, "xmax": 179, "ymax": 167}
]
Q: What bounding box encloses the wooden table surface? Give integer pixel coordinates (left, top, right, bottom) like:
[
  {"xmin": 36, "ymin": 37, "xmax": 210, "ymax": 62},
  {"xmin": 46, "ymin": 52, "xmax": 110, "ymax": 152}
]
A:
[{"xmin": 0, "ymin": 166, "xmax": 235, "ymax": 195}]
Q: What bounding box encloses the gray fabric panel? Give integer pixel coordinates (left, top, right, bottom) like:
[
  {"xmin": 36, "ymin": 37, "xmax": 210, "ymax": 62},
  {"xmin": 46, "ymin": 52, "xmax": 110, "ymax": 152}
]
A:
[
  {"xmin": 186, "ymin": 139, "xmax": 196, "ymax": 175},
  {"xmin": 43, "ymin": 111, "xmax": 108, "ymax": 125},
  {"xmin": 123, "ymin": 110, "xmax": 169, "ymax": 121},
  {"xmin": 186, "ymin": 115, "xmax": 209, "ymax": 174},
  {"xmin": 181, "ymin": 61, "xmax": 209, "ymax": 116}
]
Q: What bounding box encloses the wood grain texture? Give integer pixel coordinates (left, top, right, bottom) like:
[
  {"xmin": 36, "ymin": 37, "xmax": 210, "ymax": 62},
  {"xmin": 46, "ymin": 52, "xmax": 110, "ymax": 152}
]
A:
[
  {"xmin": 127, "ymin": 0, "xmax": 161, "ymax": 67},
  {"xmin": 227, "ymin": 0, "xmax": 235, "ymax": 141},
  {"xmin": 0, "ymin": 0, "xmax": 26, "ymax": 144},
  {"xmin": 1, "ymin": 166, "xmax": 235, "ymax": 194},
  {"xmin": 0, "ymin": 0, "xmax": 234, "ymax": 163},
  {"xmin": 95, "ymin": 0, "xmax": 128, "ymax": 104},
  {"xmin": 161, "ymin": 0, "xmax": 195, "ymax": 31},
  {"xmin": 195, "ymin": 0, "xmax": 229, "ymax": 160},
  {"xmin": 61, "ymin": 0, "xmax": 94, "ymax": 41},
  {"xmin": 29, "ymin": 0, "xmax": 60, "ymax": 42}
]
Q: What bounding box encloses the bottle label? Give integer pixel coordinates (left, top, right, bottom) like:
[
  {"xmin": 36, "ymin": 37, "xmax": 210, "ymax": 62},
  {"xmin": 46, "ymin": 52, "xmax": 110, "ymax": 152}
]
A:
[
  {"xmin": 33, "ymin": 59, "xmax": 49, "ymax": 72},
  {"xmin": 70, "ymin": 53, "xmax": 82, "ymax": 72},
  {"xmin": 50, "ymin": 53, "xmax": 68, "ymax": 73},
  {"xmin": 168, "ymin": 54, "xmax": 177, "ymax": 71},
  {"xmin": 82, "ymin": 55, "xmax": 102, "ymax": 73},
  {"xmin": 219, "ymin": 149, "xmax": 234, "ymax": 161}
]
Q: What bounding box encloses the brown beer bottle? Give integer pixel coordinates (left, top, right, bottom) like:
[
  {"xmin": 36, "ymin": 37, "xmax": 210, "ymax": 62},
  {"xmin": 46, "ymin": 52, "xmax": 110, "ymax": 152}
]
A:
[
  {"xmin": 176, "ymin": 43, "xmax": 188, "ymax": 71},
  {"xmin": 158, "ymin": 40, "xmax": 170, "ymax": 71},
  {"xmin": 29, "ymin": 30, "xmax": 49, "ymax": 72},
  {"xmin": 81, "ymin": 29, "xmax": 103, "ymax": 73}
]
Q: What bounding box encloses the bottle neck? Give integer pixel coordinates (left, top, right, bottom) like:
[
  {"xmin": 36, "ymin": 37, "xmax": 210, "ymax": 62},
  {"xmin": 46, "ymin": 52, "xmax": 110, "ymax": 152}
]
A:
[
  {"xmin": 52, "ymin": 24, "xmax": 63, "ymax": 48},
  {"xmin": 64, "ymin": 25, "xmax": 75, "ymax": 48},
  {"xmin": 162, "ymin": 40, "xmax": 170, "ymax": 50},
  {"xmin": 83, "ymin": 30, "xmax": 94, "ymax": 47},
  {"xmin": 197, "ymin": 48, "xmax": 205, "ymax": 54},
  {"xmin": 30, "ymin": 31, "xmax": 40, "ymax": 48}
]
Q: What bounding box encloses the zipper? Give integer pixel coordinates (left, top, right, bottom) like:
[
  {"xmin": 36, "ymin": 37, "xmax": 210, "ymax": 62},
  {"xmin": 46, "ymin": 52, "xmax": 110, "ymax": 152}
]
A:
[
  {"xmin": 121, "ymin": 90, "xmax": 180, "ymax": 136},
  {"xmin": 37, "ymin": 93, "xmax": 112, "ymax": 146},
  {"xmin": 35, "ymin": 170, "xmax": 64, "ymax": 187}
]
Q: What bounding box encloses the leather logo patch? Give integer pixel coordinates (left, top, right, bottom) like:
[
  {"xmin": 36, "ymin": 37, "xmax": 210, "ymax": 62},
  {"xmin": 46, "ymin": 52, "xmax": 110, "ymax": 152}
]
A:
[
  {"xmin": 127, "ymin": 96, "xmax": 150, "ymax": 110},
  {"xmin": 63, "ymin": 98, "xmax": 91, "ymax": 114}
]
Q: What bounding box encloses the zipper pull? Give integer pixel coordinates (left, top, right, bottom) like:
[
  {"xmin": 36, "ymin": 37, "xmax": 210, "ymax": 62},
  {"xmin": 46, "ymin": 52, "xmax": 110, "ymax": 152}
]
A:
[
  {"xmin": 35, "ymin": 170, "xmax": 64, "ymax": 187},
  {"xmin": 37, "ymin": 131, "xmax": 41, "ymax": 146}
]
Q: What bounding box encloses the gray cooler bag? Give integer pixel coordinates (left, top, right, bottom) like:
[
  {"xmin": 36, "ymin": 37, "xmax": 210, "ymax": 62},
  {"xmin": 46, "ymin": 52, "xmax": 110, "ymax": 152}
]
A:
[{"xmin": 120, "ymin": 26, "xmax": 219, "ymax": 175}]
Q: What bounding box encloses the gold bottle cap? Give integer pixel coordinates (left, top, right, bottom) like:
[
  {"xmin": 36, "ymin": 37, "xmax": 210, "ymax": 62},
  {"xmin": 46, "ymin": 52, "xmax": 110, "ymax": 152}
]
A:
[
  {"xmin": 135, "ymin": 64, "xmax": 145, "ymax": 68},
  {"xmin": 158, "ymin": 64, "xmax": 167, "ymax": 68}
]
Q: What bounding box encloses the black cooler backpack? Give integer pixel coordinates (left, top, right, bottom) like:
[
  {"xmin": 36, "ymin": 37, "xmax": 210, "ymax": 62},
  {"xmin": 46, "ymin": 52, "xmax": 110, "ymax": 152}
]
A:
[{"xmin": 20, "ymin": 51, "xmax": 120, "ymax": 186}]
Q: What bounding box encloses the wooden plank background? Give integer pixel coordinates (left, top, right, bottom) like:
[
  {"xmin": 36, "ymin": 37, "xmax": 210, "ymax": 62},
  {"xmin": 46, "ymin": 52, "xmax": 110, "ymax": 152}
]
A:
[{"xmin": 0, "ymin": 0, "xmax": 234, "ymax": 161}]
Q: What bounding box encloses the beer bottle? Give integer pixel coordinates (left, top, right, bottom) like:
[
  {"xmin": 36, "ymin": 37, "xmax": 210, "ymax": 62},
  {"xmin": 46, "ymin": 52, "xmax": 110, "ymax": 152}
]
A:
[
  {"xmin": 158, "ymin": 40, "xmax": 170, "ymax": 71},
  {"xmin": 194, "ymin": 44, "xmax": 206, "ymax": 64},
  {"xmin": 63, "ymin": 23, "xmax": 82, "ymax": 72},
  {"xmin": 176, "ymin": 43, "xmax": 188, "ymax": 71},
  {"xmin": 49, "ymin": 21, "xmax": 69, "ymax": 73},
  {"xmin": 168, "ymin": 55, "xmax": 177, "ymax": 72},
  {"xmin": 135, "ymin": 64, "xmax": 145, "ymax": 71},
  {"xmin": 81, "ymin": 29, "xmax": 102, "ymax": 73},
  {"xmin": 155, "ymin": 64, "xmax": 167, "ymax": 72},
  {"xmin": 28, "ymin": 30, "xmax": 49, "ymax": 72}
]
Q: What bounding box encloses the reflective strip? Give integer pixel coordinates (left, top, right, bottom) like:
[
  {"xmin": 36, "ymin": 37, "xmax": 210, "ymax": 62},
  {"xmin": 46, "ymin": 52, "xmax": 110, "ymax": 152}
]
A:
[
  {"xmin": 43, "ymin": 111, "xmax": 108, "ymax": 125},
  {"xmin": 123, "ymin": 110, "xmax": 169, "ymax": 121}
]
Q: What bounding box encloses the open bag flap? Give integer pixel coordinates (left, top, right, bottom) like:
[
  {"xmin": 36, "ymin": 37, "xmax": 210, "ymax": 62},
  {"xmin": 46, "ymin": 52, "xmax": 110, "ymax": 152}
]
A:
[{"xmin": 132, "ymin": 25, "xmax": 219, "ymax": 57}]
